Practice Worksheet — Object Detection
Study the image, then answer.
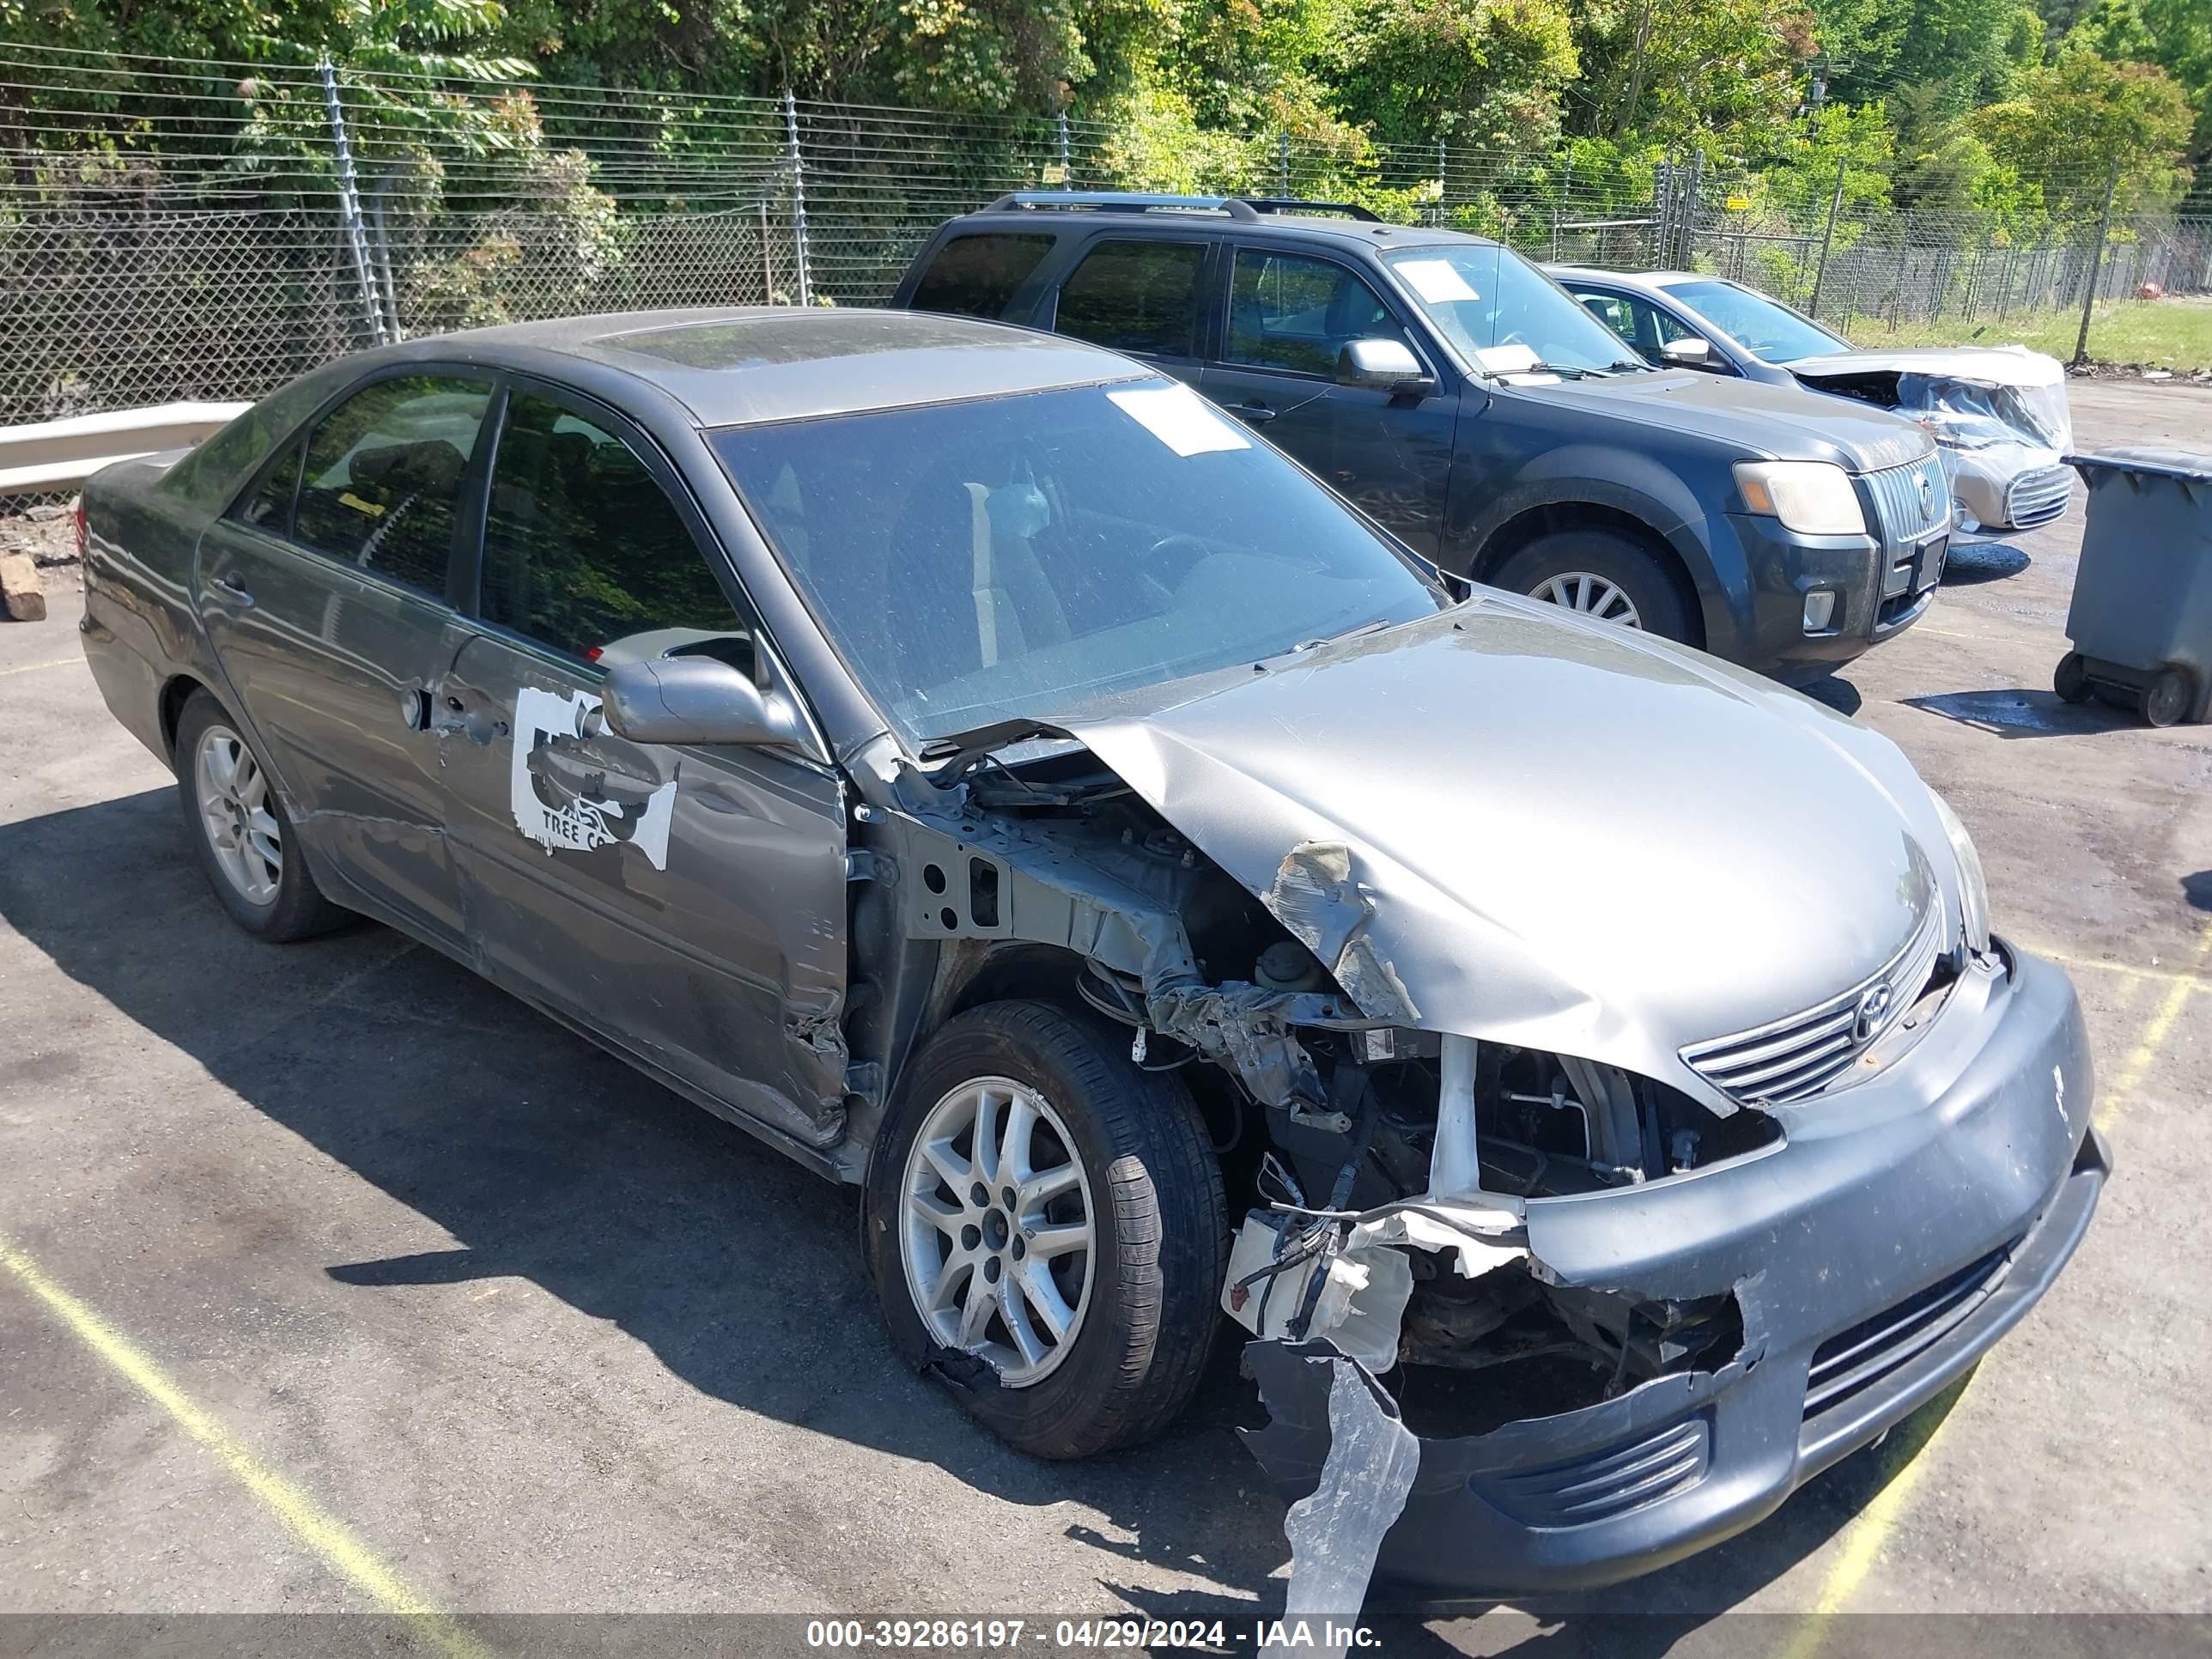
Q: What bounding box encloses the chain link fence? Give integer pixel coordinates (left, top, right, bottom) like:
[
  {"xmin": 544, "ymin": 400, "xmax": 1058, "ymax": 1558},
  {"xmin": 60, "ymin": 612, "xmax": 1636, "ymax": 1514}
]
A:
[{"xmin": 3, "ymin": 39, "xmax": 2209, "ymax": 481}]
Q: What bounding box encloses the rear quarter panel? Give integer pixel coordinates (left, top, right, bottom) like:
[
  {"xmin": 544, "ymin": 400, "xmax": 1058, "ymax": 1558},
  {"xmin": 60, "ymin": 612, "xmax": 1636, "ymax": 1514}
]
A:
[
  {"xmin": 79, "ymin": 365, "xmax": 355, "ymax": 769},
  {"xmin": 80, "ymin": 455, "xmax": 218, "ymax": 769}
]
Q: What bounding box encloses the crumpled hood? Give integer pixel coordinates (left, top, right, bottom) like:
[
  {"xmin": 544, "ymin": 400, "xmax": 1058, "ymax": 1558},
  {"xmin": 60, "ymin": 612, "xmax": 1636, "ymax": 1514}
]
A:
[
  {"xmin": 1785, "ymin": 345, "xmax": 2074, "ymax": 465},
  {"xmin": 1784, "ymin": 345, "xmax": 2063, "ymax": 388},
  {"xmin": 1531, "ymin": 371, "xmax": 1935, "ymax": 474},
  {"xmin": 1070, "ymin": 599, "xmax": 1960, "ymax": 1095}
]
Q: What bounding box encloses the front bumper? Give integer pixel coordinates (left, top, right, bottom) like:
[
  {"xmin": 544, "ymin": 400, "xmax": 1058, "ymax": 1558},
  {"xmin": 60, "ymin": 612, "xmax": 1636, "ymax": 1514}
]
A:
[
  {"xmin": 1721, "ymin": 513, "xmax": 1947, "ymax": 684},
  {"xmin": 1242, "ymin": 945, "xmax": 2106, "ymax": 1595}
]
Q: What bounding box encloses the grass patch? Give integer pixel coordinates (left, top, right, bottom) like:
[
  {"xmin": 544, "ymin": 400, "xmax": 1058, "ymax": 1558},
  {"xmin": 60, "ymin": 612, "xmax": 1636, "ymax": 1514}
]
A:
[{"xmin": 1831, "ymin": 298, "xmax": 2212, "ymax": 370}]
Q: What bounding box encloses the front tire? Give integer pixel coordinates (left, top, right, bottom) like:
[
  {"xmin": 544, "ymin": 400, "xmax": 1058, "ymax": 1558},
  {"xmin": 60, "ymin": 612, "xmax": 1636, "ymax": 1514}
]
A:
[
  {"xmin": 175, "ymin": 690, "xmax": 348, "ymax": 941},
  {"xmin": 1496, "ymin": 527, "xmax": 1693, "ymax": 642},
  {"xmin": 865, "ymin": 1000, "xmax": 1228, "ymax": 1459}
]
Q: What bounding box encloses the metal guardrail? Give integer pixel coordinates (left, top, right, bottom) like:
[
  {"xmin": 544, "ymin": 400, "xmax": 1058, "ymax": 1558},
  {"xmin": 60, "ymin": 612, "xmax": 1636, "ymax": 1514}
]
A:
[{"xmin": 0, "ymin": 402, "xmax": 246, "ymax": 496}]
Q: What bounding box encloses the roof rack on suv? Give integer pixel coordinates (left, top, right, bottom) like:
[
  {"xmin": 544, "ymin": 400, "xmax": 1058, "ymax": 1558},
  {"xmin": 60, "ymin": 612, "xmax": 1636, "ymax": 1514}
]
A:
[
  {"xmin": 1241, "ymin": 198, "xmax": 1384, "ymax": 222},
  {"xmin": 987, "ymin": 191, "xmax": 1263, "ymax": 220},
  {"xmin": 983, "ymin": 191, "xmax": 1385, "ymax": 225}
]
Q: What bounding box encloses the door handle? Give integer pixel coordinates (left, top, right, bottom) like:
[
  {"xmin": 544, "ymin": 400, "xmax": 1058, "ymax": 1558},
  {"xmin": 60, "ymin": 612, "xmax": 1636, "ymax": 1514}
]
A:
[
  {"xmin": 1227, "ymin": 402, "xmax": 1278, "ymax": 426},
  {"xmin": 210, "ymin": 570, "xmax": 255, "ymax": 607}
]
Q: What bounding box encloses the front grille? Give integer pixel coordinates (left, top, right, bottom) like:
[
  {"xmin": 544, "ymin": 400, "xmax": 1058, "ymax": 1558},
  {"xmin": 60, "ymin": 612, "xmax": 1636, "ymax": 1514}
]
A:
[
  {"xmin": 2002, "ymin": 465, "xmax": 2072, "ymax": 529},
  {"xmin": 1482, "ymin": 1413, "xmax": 1711, "ymax": 1528},
  {"xmin": 1864, "ymin": 454, "xmax": 1951, "ymax": 545},
  {"xmin": 1681, "ymin": 903, "xmax": 1946, "ymax": 1106},
  {"xmin": 1802, "ymin": 1243, "xmax": 2018, "ymax": 1427}
]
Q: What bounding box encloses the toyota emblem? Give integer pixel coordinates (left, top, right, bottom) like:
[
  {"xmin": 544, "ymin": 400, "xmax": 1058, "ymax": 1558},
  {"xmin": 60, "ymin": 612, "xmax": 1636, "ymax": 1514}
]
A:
[{"xmin": 1854, "ymin": 983, "xmax": 1895, "ymax": 1043}]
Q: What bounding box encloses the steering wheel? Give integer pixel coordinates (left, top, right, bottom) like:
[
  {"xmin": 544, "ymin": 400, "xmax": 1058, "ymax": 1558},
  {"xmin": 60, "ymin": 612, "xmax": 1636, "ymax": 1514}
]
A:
[
  {"xmin": 1147, "ymin": 532, "xmax": 1213, "ymax": 561},
  {"xmin": 1139, "ymin": 532, "xmax": 1213, "ymax": 608}
]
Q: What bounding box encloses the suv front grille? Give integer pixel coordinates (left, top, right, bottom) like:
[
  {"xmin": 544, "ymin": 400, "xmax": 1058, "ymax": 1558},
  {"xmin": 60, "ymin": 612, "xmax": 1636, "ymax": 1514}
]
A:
[
  {"xmin": 1680, "ymin": 904, "xmax": 1947, "ymax": 1106},
  {"xmin": 2002, "ymin": 465, "xmax": 2072, "ymax": 530},
  {"xmin": 1864, "ymin": 455, "xmax": 1950, "ymax": 546}
]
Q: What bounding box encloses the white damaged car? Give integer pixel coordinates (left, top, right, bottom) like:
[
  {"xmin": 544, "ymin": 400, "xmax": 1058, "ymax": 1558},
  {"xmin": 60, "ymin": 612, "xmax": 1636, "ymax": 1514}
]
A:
[{"xmin": 1551, "ymin": 267, "xmax": 2075, "ymax": 541}]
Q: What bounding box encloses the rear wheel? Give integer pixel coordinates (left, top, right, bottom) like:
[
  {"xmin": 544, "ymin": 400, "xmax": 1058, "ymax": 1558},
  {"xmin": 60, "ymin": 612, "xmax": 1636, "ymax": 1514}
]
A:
[
  {"xmin": 864, "ymin": 1000, "xmax": 1227, "ymax": 1459},
  {"xmin": 1496, "ymin": 528, "xmax": 1693, "ymax": 643},
  {"xmin": 175, "ymin": 690, "xmax": 348, "ymax": 941}
]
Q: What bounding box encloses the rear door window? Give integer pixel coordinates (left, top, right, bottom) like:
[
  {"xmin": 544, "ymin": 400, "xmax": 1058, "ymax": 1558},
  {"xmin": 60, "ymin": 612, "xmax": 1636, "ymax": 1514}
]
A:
[
  {"xmin": 909, "ymin": 233, "xmax": 1056, "ymax": 319},
  {"xmin": 1053, "ymin": 240, "xmax": 1207, "ymax": 358},
  {"xmin": 479, "ymin": 388, "xmax": 748, "ymax": 666},
  {"xmin": 229, "ymin": 440, "xmax": 304, "ymax": 534},
  {"xmin": 292, "ymin": 374, "xmax": 492, "ymax": 596}
]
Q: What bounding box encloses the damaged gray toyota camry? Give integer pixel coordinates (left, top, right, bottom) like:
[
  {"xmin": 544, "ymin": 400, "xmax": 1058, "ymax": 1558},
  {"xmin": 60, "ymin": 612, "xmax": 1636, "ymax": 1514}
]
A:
[{"xmin": 77, "ymin": 307, "xmax": 2107, "ymax": 1597}]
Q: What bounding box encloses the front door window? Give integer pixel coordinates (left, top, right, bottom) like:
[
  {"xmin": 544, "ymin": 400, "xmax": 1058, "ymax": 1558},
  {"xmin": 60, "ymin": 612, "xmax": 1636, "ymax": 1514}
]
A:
[
  {"xmin": 479, "ymin": 391, "xmax": 749, "ymax": 668},
  {"xmin": 1226, "ymin": 250, "xmax": 1415, "ymax": 378}
]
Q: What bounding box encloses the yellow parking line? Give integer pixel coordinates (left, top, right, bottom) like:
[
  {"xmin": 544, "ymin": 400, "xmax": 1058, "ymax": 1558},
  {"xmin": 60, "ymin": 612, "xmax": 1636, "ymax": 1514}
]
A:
[
  {"xmin": 2026, "ymin": 943, "xmax": 2212, "ymax": 994},
  {"xmin": 0, "ymin": 1235, "xmax": 490, "ymax": 1659},
  {"xmin": 1783, "ymin": 927, "xmax": 2209, "ymax": 1652},
  {"xmin": 0, "ymin": 655, "xmax": 80, "ymax": 677},
  {"xmin": 2097, "ymin": 925, "xmax": 2212, "ymax": 1135},
  {"xmin": 1775, "ymin": 1375, "xmax": 1976, "ymax": 1659}
]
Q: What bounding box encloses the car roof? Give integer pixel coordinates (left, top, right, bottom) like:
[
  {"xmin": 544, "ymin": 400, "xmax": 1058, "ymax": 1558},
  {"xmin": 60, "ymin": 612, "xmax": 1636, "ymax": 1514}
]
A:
[
  {"xmin": 372, "ymin": 306, "xmax": 1147, "ymax": 428},
  {"xmin": 944, "ymin": 201, "xmax": 1498, "ymax": 255}
]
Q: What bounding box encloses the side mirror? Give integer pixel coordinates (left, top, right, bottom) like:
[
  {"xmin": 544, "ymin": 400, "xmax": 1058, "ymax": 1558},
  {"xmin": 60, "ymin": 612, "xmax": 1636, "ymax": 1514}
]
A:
[
  {"xmin": 1661, "ymin": 337, "xmax": 1717, "ymax": 369},
  {"xmin": 600, "ymin": 655, "xmax": 809, "ymax": 748},
  {"xmin": 1336, "ymin": 338, "xmax": 1436, "ymax": 396}
]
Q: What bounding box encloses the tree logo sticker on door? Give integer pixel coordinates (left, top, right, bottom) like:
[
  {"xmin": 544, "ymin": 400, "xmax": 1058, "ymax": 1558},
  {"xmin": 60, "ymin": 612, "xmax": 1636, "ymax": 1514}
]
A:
[{"xmin": 509, "ymin": 686, "xmax": 677, "ymax": 871}]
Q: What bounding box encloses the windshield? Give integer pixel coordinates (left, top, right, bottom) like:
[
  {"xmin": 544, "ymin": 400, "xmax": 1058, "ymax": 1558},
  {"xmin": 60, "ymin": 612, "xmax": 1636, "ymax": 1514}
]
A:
[
  {"xmin": 1659, "ymin": 280, "xmax": 1851, "ymax": 363},
  {"xmin": 710, "ymin": 380, "xmax": 1443, "ymax": 745},
  {"xmin": 1383, "ymin": 245, "xmax": 1648, "ymax": 376}
]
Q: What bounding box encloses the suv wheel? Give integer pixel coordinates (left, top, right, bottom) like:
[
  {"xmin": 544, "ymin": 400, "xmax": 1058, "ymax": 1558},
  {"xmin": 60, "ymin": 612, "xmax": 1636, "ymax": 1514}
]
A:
[
  {"xmin": 1498, "ymin": 528, "xmax": 1692, "ymax": 642},
  {"xmin": 175, "ymin": 690, "xmax": 349, "ymax": 941},
  {"xmin": 864, "ymin": 1000, "xmax": 1227, "ymax": 1459}
]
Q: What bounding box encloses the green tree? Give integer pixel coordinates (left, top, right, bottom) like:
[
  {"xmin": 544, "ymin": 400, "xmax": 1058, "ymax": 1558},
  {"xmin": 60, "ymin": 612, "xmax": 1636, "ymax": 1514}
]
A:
[
  {"xmin": 1831, "ymin": 0, "xmax": 2040, "ymax": 114},
  {"xmin": 1973, "ymin": 42, "xmax": 2196, "ymax": 212},
  {"xmin": 1569, "ymin": 0, "xmax": 1812, "ymax": 147},
  {"xmin": 2066, "ymin": 0, "xmax": 2212, "ymax": 161},
  {"xmin": 1330, "ymin": 0, "xmax": 1578, "ymax": 149}
]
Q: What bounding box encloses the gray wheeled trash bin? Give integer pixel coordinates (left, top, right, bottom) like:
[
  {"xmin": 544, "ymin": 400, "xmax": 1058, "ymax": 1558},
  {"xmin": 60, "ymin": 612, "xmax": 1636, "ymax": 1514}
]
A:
[{"xmin": 2055, "ymin": 447, "xmax": 2212, "ymax": 726}]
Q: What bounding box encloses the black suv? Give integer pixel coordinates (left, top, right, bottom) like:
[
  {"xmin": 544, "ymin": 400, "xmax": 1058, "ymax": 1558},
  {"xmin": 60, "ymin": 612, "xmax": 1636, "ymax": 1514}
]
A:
[{"xmin": 893, "ymin": 193, "xmax": 1951, "ymax": 682}]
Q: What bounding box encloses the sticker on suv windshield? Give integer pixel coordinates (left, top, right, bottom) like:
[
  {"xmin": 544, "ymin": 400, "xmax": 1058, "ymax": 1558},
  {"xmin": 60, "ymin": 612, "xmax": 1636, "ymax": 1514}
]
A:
[
  {"xmin": 1107, "ymin": 384, "xmax": 1250, "ymax": 457},
  {"xmin": 509, "ymin": 685, "xmax": 677, "ymax": 871},
  {"xmin": 1395, "ymin": 259, "xmax": 1480, "ymax": 303}
]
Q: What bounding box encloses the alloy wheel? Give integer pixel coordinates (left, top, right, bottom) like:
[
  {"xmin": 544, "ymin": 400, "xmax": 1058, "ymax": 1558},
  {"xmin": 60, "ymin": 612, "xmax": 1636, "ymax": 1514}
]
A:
[
  {"xmin": 1528, "ymin": 571, "xmax": 1644, "ymax": 628},
  {"xmin": 194, "ymin": 723, "xmax": 282, "ymax": 907},
  {"xmin": 898, "ymin": 1076, "xmax": 1095, "ymax": 1387}
]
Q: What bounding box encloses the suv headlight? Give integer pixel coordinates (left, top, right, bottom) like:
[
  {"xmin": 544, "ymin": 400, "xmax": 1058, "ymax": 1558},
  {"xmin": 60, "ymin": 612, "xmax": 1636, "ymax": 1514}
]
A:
[
  {"xmin": 1929, "ymin": 790, "xmax": 1991, "ymax": 956},
  {"xmin": 1733, "ymin": 460, "xmax": 1867, "ymax": 537}
]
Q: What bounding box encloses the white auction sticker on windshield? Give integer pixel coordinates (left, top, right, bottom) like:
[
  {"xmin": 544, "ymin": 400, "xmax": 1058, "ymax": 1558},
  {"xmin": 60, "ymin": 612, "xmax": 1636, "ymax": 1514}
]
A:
[
  {"xmin": 1108, "ymin": 383, "xmax": 1250, "ymax": 457},
  {"xmin": 1395, "ymin": 258, "xmax": 1480, "ymax": 303}
]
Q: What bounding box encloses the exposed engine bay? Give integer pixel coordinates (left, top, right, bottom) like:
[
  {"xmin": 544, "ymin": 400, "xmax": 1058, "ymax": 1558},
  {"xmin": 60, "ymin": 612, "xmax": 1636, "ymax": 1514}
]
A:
[{"xmin": 860, "ymin": 737, "xmax": 1779, "ymax": 1418}]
